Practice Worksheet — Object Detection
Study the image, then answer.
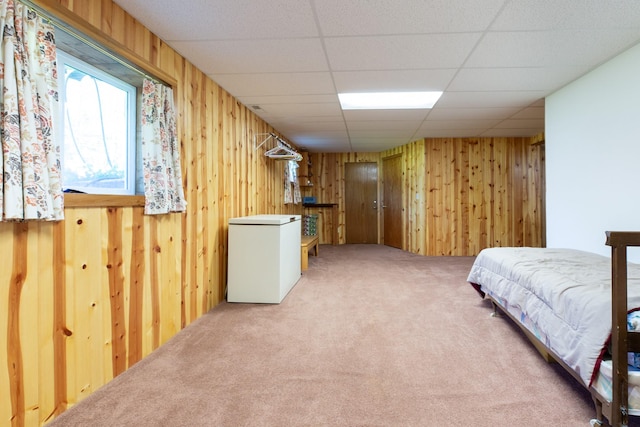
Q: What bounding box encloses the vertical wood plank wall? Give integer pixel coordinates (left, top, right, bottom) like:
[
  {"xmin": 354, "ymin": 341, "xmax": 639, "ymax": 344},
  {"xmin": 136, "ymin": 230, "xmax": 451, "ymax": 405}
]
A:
[
  {"xmin": 2, "ymin": 1, "xmax": 299, "ymax": 426},
  {"xmin": 305, "ymin": 137, "xmax": 544, "ymax": 253},
  {"xmin": 0, "ymin": 2, "xmax": 545, "ymax": 426},
  {"xmin": 381, "ymin": 136, "xmax": 544, "ymax": 254},
  {"xmin": 301, "ymin": 153, "xmax": 382, "ymax": 244}
]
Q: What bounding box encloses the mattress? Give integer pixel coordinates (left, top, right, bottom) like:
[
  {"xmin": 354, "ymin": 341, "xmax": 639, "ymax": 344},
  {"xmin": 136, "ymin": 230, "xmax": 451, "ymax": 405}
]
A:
[
  {"xmin": 592, "ymin": 360, "xmax": 640, "ymax": 415},
  {"xmin": 498, "ymin": 297, "xmax": 640, "ymax": 414},
  {"xmin": 467, "ymin": 247, "xmax": 640, "ymax": 387}
]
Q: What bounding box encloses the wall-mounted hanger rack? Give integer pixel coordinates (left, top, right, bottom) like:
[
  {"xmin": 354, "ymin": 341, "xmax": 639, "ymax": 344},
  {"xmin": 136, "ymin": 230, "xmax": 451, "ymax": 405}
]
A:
[{"xmin": 255, "ymin": 133, "xmax": 303, "ymax": 161}]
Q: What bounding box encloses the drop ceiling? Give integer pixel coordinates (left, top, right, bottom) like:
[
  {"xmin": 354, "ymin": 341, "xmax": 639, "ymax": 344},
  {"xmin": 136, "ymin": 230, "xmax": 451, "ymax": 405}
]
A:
[{"xmin": 112, "ymin": 0, "xmax": 640, "ymax": 152}]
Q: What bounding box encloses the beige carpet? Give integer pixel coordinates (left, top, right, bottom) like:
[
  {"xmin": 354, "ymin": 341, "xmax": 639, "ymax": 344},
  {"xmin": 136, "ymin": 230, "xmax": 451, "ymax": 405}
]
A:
[{"xmin": 50, "ymin": 244, "xmax": 614, "ymax": 426}]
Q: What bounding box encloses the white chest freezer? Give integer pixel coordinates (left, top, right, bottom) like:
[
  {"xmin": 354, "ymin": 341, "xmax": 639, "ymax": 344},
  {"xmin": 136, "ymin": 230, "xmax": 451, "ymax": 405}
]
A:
[{"xmin": 227, "ymin": 214, "xmax": 301, "ymax": 303}]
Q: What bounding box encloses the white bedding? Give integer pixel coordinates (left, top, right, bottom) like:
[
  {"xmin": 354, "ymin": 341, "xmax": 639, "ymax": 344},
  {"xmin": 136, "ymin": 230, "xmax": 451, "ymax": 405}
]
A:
[
  {"xmin": 467, "ymin": 247, "xmax": 640, "ymax": 386},
  {"xmin": 593, "ymin": 360, "xmax": 640, "ymax": 416}
]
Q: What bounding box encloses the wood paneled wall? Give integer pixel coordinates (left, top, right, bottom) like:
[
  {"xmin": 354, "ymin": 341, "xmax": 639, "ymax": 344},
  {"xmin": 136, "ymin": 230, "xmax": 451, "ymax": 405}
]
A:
[
  {"xmin": 305, "ymin": 137, "xmax": 544, "ymax": 254},
  {"xmin": 301, "ymin": 153, "xmax": 382, "ymax": 244},
  {"xmin": 2, "ymin": 1, "xmax": 298, "ymax": 425}
]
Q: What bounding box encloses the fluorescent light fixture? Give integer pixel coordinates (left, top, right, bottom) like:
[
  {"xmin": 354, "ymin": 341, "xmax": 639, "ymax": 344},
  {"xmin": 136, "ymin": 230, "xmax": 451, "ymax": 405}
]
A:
[{"xmin": 338, "ymin": 91, "xmax": 442, "ymax": 110}]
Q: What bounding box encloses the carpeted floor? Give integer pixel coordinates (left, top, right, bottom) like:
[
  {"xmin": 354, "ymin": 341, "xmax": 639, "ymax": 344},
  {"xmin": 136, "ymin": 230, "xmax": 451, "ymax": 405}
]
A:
[{"xmin": 50, "ymin": 244, "xmax": 608, "ymax": 426}]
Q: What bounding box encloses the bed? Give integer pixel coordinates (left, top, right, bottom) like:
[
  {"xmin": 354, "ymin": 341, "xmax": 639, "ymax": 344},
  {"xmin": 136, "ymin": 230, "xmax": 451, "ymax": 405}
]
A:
[{"xmin": 467, "ymin": 231, "xmax": 640, "ymax": 426}]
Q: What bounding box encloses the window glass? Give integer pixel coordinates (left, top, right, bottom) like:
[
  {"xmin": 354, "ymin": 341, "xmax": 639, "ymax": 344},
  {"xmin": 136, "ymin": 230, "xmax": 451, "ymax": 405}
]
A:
[{"xmin": 57, "ymin": 50, "xmax": 137, "ymax": 195}]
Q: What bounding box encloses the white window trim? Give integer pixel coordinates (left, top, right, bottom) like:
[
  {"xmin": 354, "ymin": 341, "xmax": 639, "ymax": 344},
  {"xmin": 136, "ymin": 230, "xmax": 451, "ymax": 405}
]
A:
[{"xmin": 57, "ymin": 49, "xmax": 138, "ymax": 196}]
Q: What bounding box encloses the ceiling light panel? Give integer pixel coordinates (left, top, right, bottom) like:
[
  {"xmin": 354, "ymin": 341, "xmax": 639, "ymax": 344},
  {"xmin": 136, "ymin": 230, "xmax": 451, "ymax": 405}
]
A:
[{"xmin": 339, "ymin": 91, "xmax": 443, "ymax": 110}]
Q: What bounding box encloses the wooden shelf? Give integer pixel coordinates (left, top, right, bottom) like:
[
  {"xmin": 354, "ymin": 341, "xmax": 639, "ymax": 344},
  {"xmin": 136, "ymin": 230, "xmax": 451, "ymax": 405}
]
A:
[{"xmin": 303, "ymin": 203, "xmax": 338, "ymax": 245}]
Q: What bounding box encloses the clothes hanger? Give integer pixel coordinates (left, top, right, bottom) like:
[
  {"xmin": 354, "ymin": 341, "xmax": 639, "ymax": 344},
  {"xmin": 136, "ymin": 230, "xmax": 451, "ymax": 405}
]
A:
[{"xmin": 257, "ymin": 133, "xmax": 303, "ymax": 161}]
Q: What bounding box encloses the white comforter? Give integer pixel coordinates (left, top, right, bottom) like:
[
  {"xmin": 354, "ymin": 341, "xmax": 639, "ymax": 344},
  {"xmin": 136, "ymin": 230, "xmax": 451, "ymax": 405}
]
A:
[{"xmin": 467, "ymin": 247, "xmax": 640, "ymax": 386}]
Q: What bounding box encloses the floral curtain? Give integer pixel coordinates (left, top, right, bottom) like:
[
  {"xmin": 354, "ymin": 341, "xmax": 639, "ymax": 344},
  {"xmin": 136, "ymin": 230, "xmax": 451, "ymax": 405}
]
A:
[
  {"xmin": 0, "ymin": 0, "xmax": 63, "ymax": 221},
  {"xmin": 141, "ymin": 78, "xmax": 187, "ymax": 214}
]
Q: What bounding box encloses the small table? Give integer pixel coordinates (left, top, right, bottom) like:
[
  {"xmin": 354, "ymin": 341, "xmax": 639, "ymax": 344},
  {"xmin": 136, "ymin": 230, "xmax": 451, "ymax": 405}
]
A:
[{"xmin": 301, "ymin": 235, "xmax": 319, "ymax": 271}]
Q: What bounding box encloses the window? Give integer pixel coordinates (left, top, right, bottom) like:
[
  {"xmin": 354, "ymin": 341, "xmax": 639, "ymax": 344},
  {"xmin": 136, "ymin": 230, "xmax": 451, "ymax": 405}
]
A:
[
  {"xmin": 57, "ymin": 50, "xmax": 137, "ymax": 195},
  {"xmin": 21, "ymin": 3, "xmax": 175, "ymax": 205}
]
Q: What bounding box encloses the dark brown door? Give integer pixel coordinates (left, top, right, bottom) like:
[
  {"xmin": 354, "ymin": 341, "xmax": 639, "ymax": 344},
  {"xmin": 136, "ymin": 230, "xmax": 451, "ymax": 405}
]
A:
[
  {"xmin": 383, "ymin": 155, "xmax": 403, "ymax": 249},
  {"xmin": 345, "ymin": 162, "xmax": 378, "ymax": 244}
]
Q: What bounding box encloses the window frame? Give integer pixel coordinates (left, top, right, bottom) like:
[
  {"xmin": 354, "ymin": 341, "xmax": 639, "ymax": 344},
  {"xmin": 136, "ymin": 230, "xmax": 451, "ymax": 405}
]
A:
[{"xmin": 57, "ymin": 49, "xmax": 138, "ymax": 196}]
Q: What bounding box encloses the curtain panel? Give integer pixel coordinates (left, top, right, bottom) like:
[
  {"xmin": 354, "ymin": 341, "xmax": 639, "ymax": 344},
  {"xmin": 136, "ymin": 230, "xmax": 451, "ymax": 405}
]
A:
[
  {"xmin": 141, "ymin": 78, "xmax": 187, "ymax": 215},
  {"xmin": 0, "ymin": 0, "xmax": 63, "ymax": 221},
  {"xmin": 284, "ymin": 159, "xmax": 301, "ymax": 204}
]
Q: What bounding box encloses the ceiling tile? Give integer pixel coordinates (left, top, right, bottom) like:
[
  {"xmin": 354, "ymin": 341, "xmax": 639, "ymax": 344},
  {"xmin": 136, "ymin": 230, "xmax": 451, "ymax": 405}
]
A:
[
  {"xmin": 252, "ymin": 103, "xmax": 342, "ymax": 118},
  {"xmin": 210, "ymin": 72, "xmax": 335, "ymax": 97},
  {"xmin": 448, "ymin": 67, "xmax": 585, "ymax": 92},
  {"xmin": 347, "ymin": 120, "xmax": 425, "ymax": 131},
  {"xmin": 314, "ymin": 0, "xmax": 507, "ymax": 35},
  {"xmin": 286, "ymin": 130, "xmax": 350, "ymax": 140},
  {"xmin": 420, "ymin": 129, "xmax": 487, "ymax": 138},
  {"xmin": 324, "ymin": 33, "xmax": 482, "ymax": 70},
  {"xmin": 169, "ymin": 39, "xmax": 328, "ymax": 74},
  {"xmin": 348, "ymin": 128, "xmax": 417, "ymax": 139},
  {"xmin": 427, "ymin": 107, "xmax": 521, "ymax": 120},
  {"xmin": 435, "ymin": 91, "xmax": 546, "ymax": 108},
  {"xmin": 301, "ymin": 141, "xmax": 352, "ymax": 152},
  {"xmin": 350, "ymin": 137, "xmax": 412, "ymax": 150},
  {"xmin": 238, "ymin": 94, "xmax": 338, "ymax": 105},
  {"xmin": 343, "ymin": 109, "xmax": 429, "ymax": 121},
  {"xmin": 333, "ymin": 69, "xmax": 456, "ymax": 92},
  {"xmin": 510, "ymin": 106, "xmax": 545, "ymax": 119},
  {"xmin": 273, "ymin": 120, "xmax": 347, "ymax": 132},
  {"xmin": 285, "ymin": 133, "xmax": 351, "ymax": 151},
  {"xmin": 419, "ymin": 119, "xmax": 503, "ymax": 131},
  {"xmin": 266, "ymin": 116, "xmax": 347, "ymax": 127},
  {"xmin": 492, "ymin": 0, "xmax": 640, "ymax": 31},
  {"xmin": 115, "ymin": 0, "xmax": 318, "ymax": 40},
  {"xmin": 480, "ymin": 128, "xmax": 543, "ymax": 137},
  {"xmin": 493, "ymin": 118, "xmax": 545, "ymax": 129},
  {"xmin": 467, "ymin": 30, "xmax": 640, "ymax": 68}
]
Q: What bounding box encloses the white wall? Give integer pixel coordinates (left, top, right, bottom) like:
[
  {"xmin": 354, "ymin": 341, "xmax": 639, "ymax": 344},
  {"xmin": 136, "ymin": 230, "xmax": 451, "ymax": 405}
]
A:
[{"xmin": 546, "ymin": 42, "xmax": 640, "ymax": 261}]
